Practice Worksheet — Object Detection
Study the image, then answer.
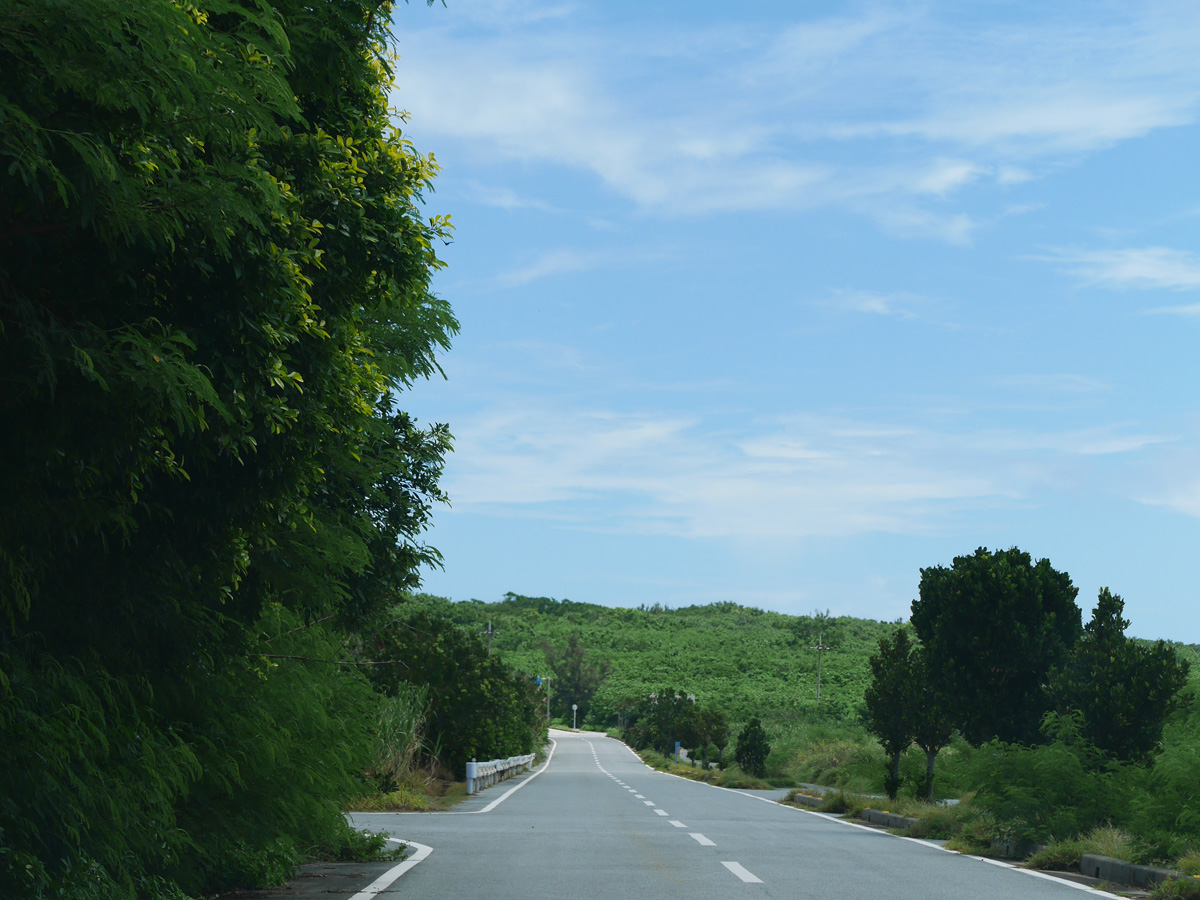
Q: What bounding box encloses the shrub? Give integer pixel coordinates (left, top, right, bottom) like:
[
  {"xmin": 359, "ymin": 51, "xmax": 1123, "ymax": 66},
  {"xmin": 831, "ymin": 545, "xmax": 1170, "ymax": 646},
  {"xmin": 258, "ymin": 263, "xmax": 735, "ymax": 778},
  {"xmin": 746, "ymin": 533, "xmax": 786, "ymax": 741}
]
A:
[
  {"xmin": 1025, "ymin": 839, "xmax": 1089, "ymax": 871},
  {"xmin": 735, "ymin": 718, "xmax": 771, "ymax": 779},
  {"xmin": 1152, "ymin": 877, "xmax": 1200, "ymax": 899},
  {"xmin": 1178, "ymin": 851, "xmax": 1200, "ymax": 876}
]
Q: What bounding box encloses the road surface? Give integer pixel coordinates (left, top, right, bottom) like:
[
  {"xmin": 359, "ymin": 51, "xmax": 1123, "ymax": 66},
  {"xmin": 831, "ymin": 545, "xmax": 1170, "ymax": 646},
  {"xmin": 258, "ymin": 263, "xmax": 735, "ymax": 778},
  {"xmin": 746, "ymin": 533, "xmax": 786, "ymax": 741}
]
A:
[{"xmin": 350, "ymin": 730, "xmax": 1115, "ymax": 900}]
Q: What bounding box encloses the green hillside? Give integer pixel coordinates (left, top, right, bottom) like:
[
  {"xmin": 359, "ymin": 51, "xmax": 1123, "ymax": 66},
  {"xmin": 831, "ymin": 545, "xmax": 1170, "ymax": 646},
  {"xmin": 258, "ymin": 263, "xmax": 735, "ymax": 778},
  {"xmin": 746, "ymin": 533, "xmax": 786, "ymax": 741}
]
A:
[{"xmin": 403, "ymin": 592, "xmax": 901, "ymax": 726}]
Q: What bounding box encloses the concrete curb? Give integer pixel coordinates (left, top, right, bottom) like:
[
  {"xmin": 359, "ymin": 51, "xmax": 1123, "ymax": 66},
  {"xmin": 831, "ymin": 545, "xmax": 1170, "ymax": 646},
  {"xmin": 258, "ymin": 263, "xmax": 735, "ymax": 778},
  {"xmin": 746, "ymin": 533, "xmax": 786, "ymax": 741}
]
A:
[
  {"xmin": 1080, "ymin": 854, "xmax": 1178, "ymax": 890},
  {"xmin": 861, "ymin": 808, "xmax": 920, "ymax": 830}
]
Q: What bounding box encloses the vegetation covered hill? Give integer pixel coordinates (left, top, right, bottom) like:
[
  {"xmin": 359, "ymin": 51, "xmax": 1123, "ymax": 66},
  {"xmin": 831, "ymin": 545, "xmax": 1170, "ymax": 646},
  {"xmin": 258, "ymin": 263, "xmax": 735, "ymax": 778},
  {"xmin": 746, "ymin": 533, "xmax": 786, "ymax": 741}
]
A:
[{"xmin": 404, "ymin": 592, "xmax": 900, "ymax": 726}]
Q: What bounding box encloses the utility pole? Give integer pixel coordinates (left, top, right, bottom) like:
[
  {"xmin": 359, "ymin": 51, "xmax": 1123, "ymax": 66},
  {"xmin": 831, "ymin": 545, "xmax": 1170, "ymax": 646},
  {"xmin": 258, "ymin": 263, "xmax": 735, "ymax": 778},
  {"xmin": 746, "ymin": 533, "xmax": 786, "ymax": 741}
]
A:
[
  {"xmin": 811, "ymin": 632, "xmax": 829, "ymax": 704},
  {"xmin": 480, "ymin": 620, "xmax": 498, "ymax": 655}
]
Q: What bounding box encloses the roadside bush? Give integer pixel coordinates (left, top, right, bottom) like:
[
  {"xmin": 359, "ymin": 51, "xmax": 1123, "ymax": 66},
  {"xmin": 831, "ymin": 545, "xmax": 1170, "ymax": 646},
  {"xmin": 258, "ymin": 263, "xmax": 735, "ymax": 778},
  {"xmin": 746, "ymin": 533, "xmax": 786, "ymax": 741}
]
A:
[
  {"xmin": 735, "ymin": 718, "xmax": 771, "ymax": 779},
  {"xmin": 1178, "ymin": 851, "xmax": 1200, "ymax": 876},
  {"xmin": 966, "ymin": 714, "xmax": 1126, "ymax": 844},
  {"xmin": 1151, "ymin": 877, "xmax": 1200, "ymax": 899},
  {"xmin": 1025, "ymin": 839, "xmax": 1089, "ymax": 871}
]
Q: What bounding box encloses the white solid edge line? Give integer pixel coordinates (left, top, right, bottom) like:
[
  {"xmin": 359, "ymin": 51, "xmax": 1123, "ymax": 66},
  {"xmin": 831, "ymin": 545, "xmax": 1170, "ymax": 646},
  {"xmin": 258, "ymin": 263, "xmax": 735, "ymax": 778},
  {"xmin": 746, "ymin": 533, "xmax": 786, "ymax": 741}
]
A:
[
  {"xmin": 722, "ymin": 861, "xmax": 762, "ymax": 883},
  {"xmin": 346, "ymin": 840, "xmax": 432, "ymax": 899},
  {"xmin": 472, "ymin": 738, "xmax": 559, "ymax": 814}
]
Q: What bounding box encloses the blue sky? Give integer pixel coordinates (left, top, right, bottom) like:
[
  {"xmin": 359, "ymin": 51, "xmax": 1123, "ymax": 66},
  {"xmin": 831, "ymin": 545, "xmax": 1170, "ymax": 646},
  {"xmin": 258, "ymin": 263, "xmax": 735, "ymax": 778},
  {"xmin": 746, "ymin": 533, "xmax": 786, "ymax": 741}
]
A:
[{"xmin": 389, "ymin": 0, "xmax": 1200, "ymax": 641}]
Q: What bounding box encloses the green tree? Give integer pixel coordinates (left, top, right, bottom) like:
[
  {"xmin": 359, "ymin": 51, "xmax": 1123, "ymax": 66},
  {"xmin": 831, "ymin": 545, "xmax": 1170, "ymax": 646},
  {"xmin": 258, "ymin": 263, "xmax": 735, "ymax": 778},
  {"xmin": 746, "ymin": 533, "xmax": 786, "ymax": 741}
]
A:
[
  {"xmin": 910, "ymin": 649, "xmax": 954, "ymax": 800},
  {"xmin": 734, "ymin": 717, "xmax": 771, "ymax": 778},
  {"xmin": 365, "ymin": 611, "xmax": 542, "ymax": 777},
  {"xmin": 544, "ymin": 632, "xmax": 611, "ymax": 725},
  {"xmin": 1, "ymin": 1, "xmax": 453, "ymax": 895},
  {"xmin": 624, "ymin": 689, "xmax": 698, "ymax": 756},
  {"xmin": 695, "ymin": 707, "xmax": 729, "ymax": 768},
  {"xmin": 1050, "ymin": 588, "xmax": 1190, "ymax": 763},
  {"xmin": 863, "ymin": 629, "xmax": 918, "ymax": 799},
  {"xmin": 910, "ymin": 547, "xmax": 1081, "ymax": 745}
]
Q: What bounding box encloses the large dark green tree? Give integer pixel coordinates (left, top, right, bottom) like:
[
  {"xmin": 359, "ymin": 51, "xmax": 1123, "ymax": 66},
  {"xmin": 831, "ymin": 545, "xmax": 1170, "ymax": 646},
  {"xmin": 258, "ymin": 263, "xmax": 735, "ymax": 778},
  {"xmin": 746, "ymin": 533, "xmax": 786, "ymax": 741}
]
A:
[
  {"xmin": 1, "ymin": 1, "xmax": 453, "ymax": 896},
  {"xmin": 1050, "ymin": 588, "xmax": 1190, "ymax": 763},
  {"xmin": 911, "ymin": 547, "xmax": 1081, "ymax": 745},
  {"xmin": 543, "ymin": 631, "xmax": 611, "ymax": 724}
]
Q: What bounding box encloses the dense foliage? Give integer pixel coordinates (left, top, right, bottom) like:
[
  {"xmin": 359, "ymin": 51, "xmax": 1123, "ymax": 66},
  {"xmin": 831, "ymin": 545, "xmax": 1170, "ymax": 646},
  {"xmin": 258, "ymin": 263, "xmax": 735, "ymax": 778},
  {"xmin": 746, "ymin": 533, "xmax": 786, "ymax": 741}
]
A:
[
  {"xmin": 363, "ymin": 609, "xmax": 542, "ymax": 777},
  {"xmin": 404, "ymin": 592, "xmax": 900, "ymax": 726},
  {"xmin": 734, "ymin": 717, "xmax": 771, "ymax": 778},
  {"xmin": 863, "ymin": 628, "xmax": 919, "ymax": 798},
  {"xmin": 1050, "ymin": 588, "xmax": 1190, "ymax": 762},
  {"xmin": 1, "ymin": 1, "xmax": 456, "ymax": 897},
  {"xmin": 911, "ymin": 547, "xmax": 1081, "ymax": 744},
  {"xmin": 544, "ymin": 632, "xmax": 611, "ymax": 724}
]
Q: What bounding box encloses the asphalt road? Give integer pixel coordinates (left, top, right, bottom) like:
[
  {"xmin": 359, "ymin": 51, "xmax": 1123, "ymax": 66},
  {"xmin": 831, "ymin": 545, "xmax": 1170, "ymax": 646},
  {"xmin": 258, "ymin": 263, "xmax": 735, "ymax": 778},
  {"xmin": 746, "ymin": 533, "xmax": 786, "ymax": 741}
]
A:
[{"xmin": 349, "ymin": 730, "xmax": 1118, "ymax": 900}]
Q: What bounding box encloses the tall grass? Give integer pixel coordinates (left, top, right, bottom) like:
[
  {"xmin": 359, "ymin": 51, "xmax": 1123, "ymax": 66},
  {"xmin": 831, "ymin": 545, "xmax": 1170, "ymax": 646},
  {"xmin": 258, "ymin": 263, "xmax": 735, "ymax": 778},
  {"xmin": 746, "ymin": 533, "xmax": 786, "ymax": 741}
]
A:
[{"xmin": 374, "ymin": 684, "xmax": 428, "ymax": 792}]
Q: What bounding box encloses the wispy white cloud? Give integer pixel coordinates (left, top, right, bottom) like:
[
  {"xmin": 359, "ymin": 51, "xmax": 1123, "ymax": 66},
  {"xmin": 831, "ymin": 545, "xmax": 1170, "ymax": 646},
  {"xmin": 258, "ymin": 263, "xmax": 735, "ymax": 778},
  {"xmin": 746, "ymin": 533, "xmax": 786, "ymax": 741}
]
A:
[
  {"xmin": 489, "ymin": 244, "xmax": 671, "ymax": 288},
  {"xmin": 1046, "ymin": 246, "xmax": 1200, "ymax": 290},
  {"xmin": 437, "ymin": 404, "xmax": 1169, "ymax": 539},
  {"xmin": 822, "ymin": 289, "xmax": 922, "ymax": 318},
  {"xmin": 491, "ymin": 248, "xmax": 611, "ymax": 288},
  {"xmin": 462, "ymin": 182, "xmax": 557, "ymax": 212},
  {"xmin": 395, "ymin": 4, "xmax": 1200, "ymax": 236}
]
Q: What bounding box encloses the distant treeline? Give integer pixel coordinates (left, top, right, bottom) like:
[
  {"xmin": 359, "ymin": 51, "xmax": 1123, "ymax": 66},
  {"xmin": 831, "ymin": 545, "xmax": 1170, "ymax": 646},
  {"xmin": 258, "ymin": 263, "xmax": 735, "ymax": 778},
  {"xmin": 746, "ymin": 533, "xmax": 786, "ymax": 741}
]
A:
[{"xmin": 402, "ymin": 591, "xmax": 902, "ymax": 726}]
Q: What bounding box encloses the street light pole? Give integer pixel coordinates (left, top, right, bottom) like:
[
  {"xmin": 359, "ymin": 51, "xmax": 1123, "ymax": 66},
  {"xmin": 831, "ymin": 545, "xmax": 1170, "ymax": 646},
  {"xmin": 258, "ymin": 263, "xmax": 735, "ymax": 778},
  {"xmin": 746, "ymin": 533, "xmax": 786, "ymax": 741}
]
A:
[
  {"xmin": 811, "ymin": 632, "xmax": 829, "ymax": 704},
  {"xmin": 480, "ymin": 620, "xmax": 498, "ymax": 655}
]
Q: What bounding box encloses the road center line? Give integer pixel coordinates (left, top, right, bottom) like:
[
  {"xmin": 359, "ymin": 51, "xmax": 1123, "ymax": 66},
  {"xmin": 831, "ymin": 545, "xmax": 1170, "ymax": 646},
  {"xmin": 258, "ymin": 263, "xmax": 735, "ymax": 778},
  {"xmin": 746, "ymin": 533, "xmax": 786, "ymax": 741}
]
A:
[
  {"xmin": 690, "ymin": 833, "xmax": 716, "ymax": 846},
  {"xmin": 722, "ymin": 862, "xmax": 762, "ymax": 883}
]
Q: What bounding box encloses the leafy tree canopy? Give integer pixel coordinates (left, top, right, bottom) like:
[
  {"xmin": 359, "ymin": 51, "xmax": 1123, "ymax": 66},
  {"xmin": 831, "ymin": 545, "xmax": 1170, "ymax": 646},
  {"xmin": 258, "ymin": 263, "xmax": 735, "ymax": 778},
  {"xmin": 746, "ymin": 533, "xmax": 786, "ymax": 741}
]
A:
[
  {"xmin": 734, "ymin": 717, "xmax": 771, "ymax": 778},
  {"xmin": 364, "ymin": 610, "xmax": 542, "ymax": 777},
  {"xmin": 543, "ymin": 632, "xmax": 611, "ymax": 724},
  {"xmin": 911, "ymin": 547, "xmax": 1081, "ymax": 745},
  {"xmin": 1050, "ymin": 588, "xmax": 1190, "ymax": 763},
  {"xmin": 1, "ymin": 0, "xmax": 455, "ymax": 895}
]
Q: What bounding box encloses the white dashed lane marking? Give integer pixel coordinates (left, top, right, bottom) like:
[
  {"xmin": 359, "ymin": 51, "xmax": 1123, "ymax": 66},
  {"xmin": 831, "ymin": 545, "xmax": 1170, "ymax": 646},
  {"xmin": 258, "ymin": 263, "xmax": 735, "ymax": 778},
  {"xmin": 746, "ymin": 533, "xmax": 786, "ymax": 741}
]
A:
[
  {"xmin": 654, "ymin": 809, "xmax": 669, "ymax": 817},
  {"xmin": 722, "ymin": 862, "xmax": 762, "ymax": 883},
  {"xmin": 669, "ymin": 820, "xmax": 687, "ymax": 828}
]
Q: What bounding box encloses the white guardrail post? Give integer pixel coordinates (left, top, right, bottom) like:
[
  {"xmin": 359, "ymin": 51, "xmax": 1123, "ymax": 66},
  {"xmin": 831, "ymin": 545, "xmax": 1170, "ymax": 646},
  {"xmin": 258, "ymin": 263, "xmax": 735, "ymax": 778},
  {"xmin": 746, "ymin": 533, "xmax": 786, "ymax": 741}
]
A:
[{"xmin": 465, "ymin": 753, "xmax": 536, "ymax": 794}]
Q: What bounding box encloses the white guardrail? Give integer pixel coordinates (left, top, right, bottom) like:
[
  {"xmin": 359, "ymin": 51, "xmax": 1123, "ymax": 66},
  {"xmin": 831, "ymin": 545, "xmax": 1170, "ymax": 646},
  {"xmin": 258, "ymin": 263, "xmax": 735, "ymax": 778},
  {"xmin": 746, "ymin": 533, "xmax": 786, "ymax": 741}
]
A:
[{"xmin": 465, "ymin": 754, "xmax": 536, "ymax": 795}]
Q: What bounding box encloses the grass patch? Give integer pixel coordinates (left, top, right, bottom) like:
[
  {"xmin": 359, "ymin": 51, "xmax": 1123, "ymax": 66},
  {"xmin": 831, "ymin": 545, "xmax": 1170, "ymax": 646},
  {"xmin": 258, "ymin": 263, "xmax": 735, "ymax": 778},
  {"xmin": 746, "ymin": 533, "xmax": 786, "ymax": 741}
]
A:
[
  {"xmin": 1025, "ymin": 839, "xmax": 1089, "ymax": 871},
  {"xmin": 816, "ymin": 790, "xmax": 869, "ymax": 817},
  {"xmin": 1022, "ymin": 825, "xmax": 1151, "ymax": 872},
  {"xmin": 1177, "ymin": 851, "xmax": 1200, "ymax": 876},
  {"xmin": 1086, "ymin": 825, "xmax": 1149, "ymax": 865},
  {"xmin": 1151, "ymin": 877, "xmax": 1200, "ymax": 899},
  {"xmin": 346, "ymin": 782, "xmax": 433, "ymax": 812},
  {"xmin": 902, "ymin": 804, "xmax": 974, "ymax": 840},
  {"xmin": 637, "ymin": 749, "xmax": 769, "ymax": 789},
  {"xmin": 345, "ymin": 773, "xmax": 473, "ymax": 813}
]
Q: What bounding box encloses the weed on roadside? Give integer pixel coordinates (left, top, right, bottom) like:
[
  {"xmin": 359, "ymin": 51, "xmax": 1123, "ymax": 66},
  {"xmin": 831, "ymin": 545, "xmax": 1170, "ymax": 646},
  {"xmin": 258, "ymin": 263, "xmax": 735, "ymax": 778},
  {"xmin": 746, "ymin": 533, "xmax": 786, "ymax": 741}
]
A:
[{"xmin": 1151, "ymin": 876, "xmax": 1200, "ymax": 899}]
